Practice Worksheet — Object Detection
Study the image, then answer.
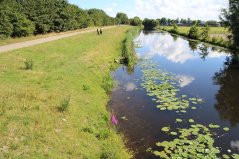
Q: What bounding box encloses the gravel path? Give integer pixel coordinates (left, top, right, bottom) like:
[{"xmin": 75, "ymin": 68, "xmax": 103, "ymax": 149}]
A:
[{"xmin": 0, "ymin": 26, "xmax": 115, "ymax": 53}]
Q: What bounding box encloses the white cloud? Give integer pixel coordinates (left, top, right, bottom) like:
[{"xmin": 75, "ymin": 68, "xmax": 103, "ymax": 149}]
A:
[
  {"xmin": 134, "ymin": 0, "xmax": 228, "ymax": 20},
  {"xmin": 104, "ymin": 3, "xmax": 118, "ymax": 15}
]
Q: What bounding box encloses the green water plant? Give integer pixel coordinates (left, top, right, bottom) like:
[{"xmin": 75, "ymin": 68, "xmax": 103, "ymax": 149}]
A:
[
  {"xmin": 139, "ymin": 61, "xmax": 204, "ymax": 112},
  {"xmin": 155, "ymin": 120, "xmax": 237, "ymax": 159}
]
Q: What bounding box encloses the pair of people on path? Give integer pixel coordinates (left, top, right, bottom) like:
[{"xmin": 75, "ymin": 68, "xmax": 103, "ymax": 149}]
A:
[{"xmin": 97, "ymin": 28, "xmax": 103, "ymax": 35}]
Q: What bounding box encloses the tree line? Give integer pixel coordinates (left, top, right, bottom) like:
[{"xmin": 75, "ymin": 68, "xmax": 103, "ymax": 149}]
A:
[{"xmin": 0, "ymin": 0, "xmax": 142, "ymax": 39}]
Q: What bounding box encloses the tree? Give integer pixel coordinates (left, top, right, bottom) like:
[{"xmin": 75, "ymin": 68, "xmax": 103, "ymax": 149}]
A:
[
  {"xmin": 220, "ymin": 0, "xmax": 239, "ymax": 48},
  {"xmin": 142, "ymin": 18, "xmax": 159, "ymax": 30},
  {"xmin": 116, "ymin": 12, "xmax": 129, "ymax": 24},
  {"xmin": 188, "ymin": 25, "xmax": 199, "ymax": 39},
  {"xmin": 0, "ymin": 10, "xmax": 13, "ymax": 39},
  {"xmin": 130, "ymin": 16, "xmax": 142, "ymax": 26},
  {"xmin": 160, "ymin": 17, "xmax": 167, "ymax": 26},
  {"xmin": 10, "ymin": 13, "xmax": 35, "ymax": 37}
]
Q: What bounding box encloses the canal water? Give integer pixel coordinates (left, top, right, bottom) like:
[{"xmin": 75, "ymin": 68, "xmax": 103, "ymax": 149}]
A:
[{"xmin": 108, "ymin": 31, "xmax": 239, "ymax": 159}]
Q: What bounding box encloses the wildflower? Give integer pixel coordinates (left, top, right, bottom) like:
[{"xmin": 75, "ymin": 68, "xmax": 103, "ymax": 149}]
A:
[{"xmin": 110, "ymin": 113, "xmax": 118, "ymax": 125}]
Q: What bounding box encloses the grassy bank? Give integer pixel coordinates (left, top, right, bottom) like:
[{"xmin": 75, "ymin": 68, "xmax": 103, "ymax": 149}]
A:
[
  {"xmin": 122, "ymin": 27, "xmax": 141, "ymax": 66},
  {"xmin": 0, "ymin": 26, "xmax": 132, "ymax": 158},
  {"xmin": 160, "ymin": 26, "xmax": 236, "ymax": 50}
]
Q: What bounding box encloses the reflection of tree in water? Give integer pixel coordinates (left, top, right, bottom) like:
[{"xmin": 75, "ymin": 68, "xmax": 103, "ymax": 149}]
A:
[
  {"xmin": 122, "ymin": 65, "xmax": 135, "ymax": 75},
  {"xmin": 188, "ymin": 40, "xmax": 199, "ymax": 51},
  {"xmin": 171, "ymin": 34, "xmax": 178, "ymax": 41},
  {"xmin": 198, "ymin": 44, "xmax": 209, "ymax": 61},
  {"xmin": 213, "ymin": 54, "xmax": 239, "ymax": 127}
]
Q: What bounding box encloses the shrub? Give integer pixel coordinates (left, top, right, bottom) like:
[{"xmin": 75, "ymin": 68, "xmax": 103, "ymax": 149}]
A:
[
  {"xmin": 170, "ymin": 23, "xmax": 179, "ymax": 34},
  {"xmin": 24, "ymin": 58, "xmax": 34, "ymax": 70},
  {"xmin": 200, "ymin": 25, "xmax": 210, "ymax": 41},
  {"xmin": 188, "ymin": 25, "xmax": 199, "ymax": 39},
  {"xmin": 58, "ymin": 96, "xmax": 70, "ymax": 112}
]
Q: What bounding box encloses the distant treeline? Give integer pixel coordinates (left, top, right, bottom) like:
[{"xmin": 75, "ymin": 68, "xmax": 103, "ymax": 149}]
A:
[
  {"xmin": 0, "ymin": 0, "xmax": 142, "ymax": 39},
  {"xmin": 157, "ymin": 18, "xmax": 221, "ymax": 27}
]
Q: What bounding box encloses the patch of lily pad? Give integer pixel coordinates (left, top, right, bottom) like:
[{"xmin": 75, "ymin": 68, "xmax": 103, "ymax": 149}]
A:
[
  {"xmin": 139, "ymin": 61, "xmax": 204, "ymax": 112},
  {"xmin": 155, "ymin": 120, "xmax": 238, "ymax": 159}
]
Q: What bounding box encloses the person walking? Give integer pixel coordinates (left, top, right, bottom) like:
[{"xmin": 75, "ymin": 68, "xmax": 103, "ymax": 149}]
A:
[
  {"xmin": 100, "ymin": 28, "xmax": 103, "ymax": 35},
  {"xmin": 97, "ymin": 28, "xmax": 100, "ymax": 35}
]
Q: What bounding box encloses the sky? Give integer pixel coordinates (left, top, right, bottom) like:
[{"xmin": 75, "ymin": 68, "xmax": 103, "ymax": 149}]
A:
[{"xmin": 69, "ymin": 0, "xmax": 228, "ymax": 21}]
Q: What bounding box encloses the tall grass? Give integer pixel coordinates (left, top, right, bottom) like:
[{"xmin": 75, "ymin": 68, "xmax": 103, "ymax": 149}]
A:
[{"xmin": 122, "ymin": 27, "xmax": 141, "ymax": 66}]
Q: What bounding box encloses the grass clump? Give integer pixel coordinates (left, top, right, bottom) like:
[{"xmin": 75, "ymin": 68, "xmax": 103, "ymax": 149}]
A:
[
  {"xmin": 58, "ymin": 96, "xmax": 70, "ymax": 112},
  {"xmin": 102, "ymin": 74, "xmax": 114, "ymax": 94},
  {"xmin": 83, "ymin": 84, "xmax": 90, "ymax": 91},
  {"xmin": 122, "ymin": 27, "xmax": 141, "ymax": 66},
  {"xmin": 24, "ymin": 58, "xmax": 34, "ymax": 70}
]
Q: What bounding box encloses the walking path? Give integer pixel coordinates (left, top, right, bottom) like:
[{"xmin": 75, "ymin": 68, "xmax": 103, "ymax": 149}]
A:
[{"xmin": 0, "ymin": 26, "xmax": 115, "ymax": 53}]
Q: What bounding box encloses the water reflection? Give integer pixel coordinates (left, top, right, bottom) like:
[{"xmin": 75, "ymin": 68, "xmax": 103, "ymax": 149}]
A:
[
  {"xmin": 135, "ymin": 33, "xmax": 196, "ymax": 63},
  {"xmin": 176, "ymin": 74, "xmax": 195, "ymax": 88},
  {"xmin": 231, "ymin": 140, "xmax": 239, "ymax": 151},
  {"xmin": 135, "ymin": 32, "xmax": 228, "ymax": 64},
  {"xmin": 188, "ymin": 40, "xmax": 199, "ymax": 51},
  {"xmin": 213, "ymin": 54, "xmax": 239, "ymax": 127},
  {"xmin": 198, "ymin": 44, "xmax": 209, "ymax": 61}
]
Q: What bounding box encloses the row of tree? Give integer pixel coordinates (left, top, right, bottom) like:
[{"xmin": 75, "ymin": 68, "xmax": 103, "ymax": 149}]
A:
[
  {"xmin": 0, "ymin": 0, "xmax": 142, "ymax": 39},
  {"xmin": 157, "ymin": 18, "xmax": 221, "ymax": 27}
]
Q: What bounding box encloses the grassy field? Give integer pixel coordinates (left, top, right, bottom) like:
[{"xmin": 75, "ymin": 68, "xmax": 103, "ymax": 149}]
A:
[
  {"xmin": 0, "ymin": 26, "xmax": 132, "ymax": 158},
  {"xmin": 0, "ymin": 27, "xmax": 99, "ymax": 46},
  {"xmin": 161, "ymin": 26, "xmax": 229, "ymax": 35},
  {"xmin": 160, "ymin": 26, "xmax": 236, "ymax": 49}
]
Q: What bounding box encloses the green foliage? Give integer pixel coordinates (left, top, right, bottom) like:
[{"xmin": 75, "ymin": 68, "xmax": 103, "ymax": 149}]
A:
[
  {"xmin": 0, "ymin": 10, "xmax": 13, "ymax": 39},
  {"xmin": 220, "ymin": 0, "xmax": 239, "ymax": 48},
  {"xmin": 24, "ymin": 58, "xmax": 34, "ymax": 70},
  {"xmin": 200, "ymin": 25, "xmax": 210, "ymax": 41},
  {"xmin": 130, "ymin": 16, "xmax": 142, "ymax": 26},
  {"xmin": 116, "ymin": 12, "xmax": 129, "ymax": 24},
  {"xmin": 10, "ymin": 13, "xmax": 35, "ymax": 37},
  {"xmin": 83, "ymin": 84, "xmax": 90, "ymax": 91},
  {"xmin": 143, "ymin": 18, "xmax": 159, "ymax": 30},
  {"xmin": 188, "ymin": 25, "xmax": 199, "ymax": 39},
  {"xmin": 170, "ymin": 23, "xmax": 179, "ymax": 34},
  {"xmin": 122, "ymin": 27, "xmax": 141, "ymax": 66},
  {"xmin": 102, "ymin": 74, "xmax": 114, "ymax": 94},
  {"xmin": 0, "ymin": 0, "xmax": 117, "ymax": 38}
]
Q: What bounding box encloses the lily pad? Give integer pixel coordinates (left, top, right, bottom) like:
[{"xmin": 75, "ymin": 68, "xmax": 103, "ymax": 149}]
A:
[{"xmin": 161, "ymin": 127, "xmax": 170, "ymax": 132}]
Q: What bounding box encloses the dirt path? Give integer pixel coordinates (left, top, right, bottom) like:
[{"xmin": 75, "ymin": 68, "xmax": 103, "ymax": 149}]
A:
[{"xmin": 0, "ymin": 26, "xmax": 115, "ymax": 53}]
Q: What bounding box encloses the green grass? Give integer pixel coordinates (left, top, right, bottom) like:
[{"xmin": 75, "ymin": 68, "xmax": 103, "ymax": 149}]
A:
[
  {"xmin": 161, "ymin": 26, "xmax": 229, "ymax": 35},
  {"xmin": 0, "ymin": 26, "xmax": 133, "ymax": 158},
  {"xmin": 160, "ymin": 26, "xmax": 236, "ymax": 50}
]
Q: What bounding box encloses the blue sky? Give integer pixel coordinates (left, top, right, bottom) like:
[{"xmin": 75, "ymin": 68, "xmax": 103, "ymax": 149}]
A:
[{"xmin": 69, "ymin": 0, "xmax": 228, "ymax": 20}]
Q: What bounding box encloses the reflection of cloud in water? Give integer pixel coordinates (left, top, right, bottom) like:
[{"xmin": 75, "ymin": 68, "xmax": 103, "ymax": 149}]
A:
[
  {"xmin": 136, "ymin": 33, "xmax": 196, "ymax": 63},
  {"xmin": 231, "ymin": 140, "xmax": 239, "ymax": 151},
  {"xmin": 176, "ymin": 75, "xmax": 195, "ymax": 88},
  {"xmin": 135, "ymin": 32, "xmax": 227, "ymax": 63},
  {"xmin": 125, "ymin": 82, "xmax": 137, "ymax": 91}
]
